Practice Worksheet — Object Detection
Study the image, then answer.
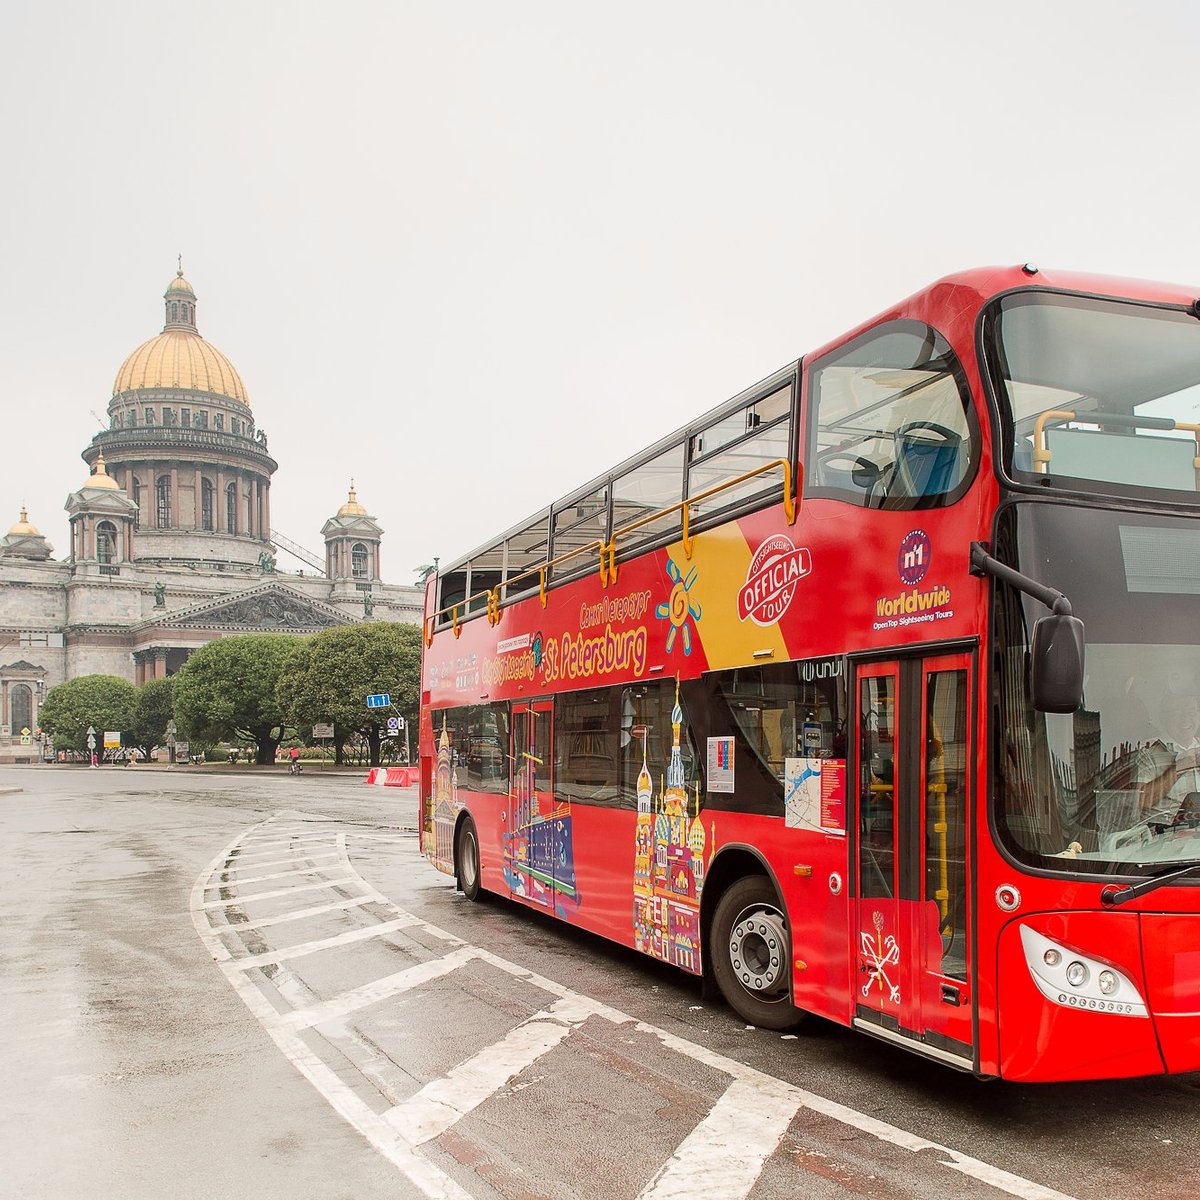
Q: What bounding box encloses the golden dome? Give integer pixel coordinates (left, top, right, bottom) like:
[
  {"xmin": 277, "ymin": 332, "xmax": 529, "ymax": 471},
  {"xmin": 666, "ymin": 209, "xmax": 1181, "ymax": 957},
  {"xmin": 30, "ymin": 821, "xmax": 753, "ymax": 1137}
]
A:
[
  {"xmin": 114, "ymin": 329, "xmax": 248, "ymax": 404},
  {"xmin": 8, "ymin": 506, "xmax": 39, "ymax": 536},
  {"xmin": 337, "ymin": 482, "xmax": 368, "ymax": 517},
  {"xmin": 85, "ymin": 451, "xmax": 121, "ymax": 491},
  {"xmin": 166, "ymin": 271, "xmax": 195, "ymax": 296}
]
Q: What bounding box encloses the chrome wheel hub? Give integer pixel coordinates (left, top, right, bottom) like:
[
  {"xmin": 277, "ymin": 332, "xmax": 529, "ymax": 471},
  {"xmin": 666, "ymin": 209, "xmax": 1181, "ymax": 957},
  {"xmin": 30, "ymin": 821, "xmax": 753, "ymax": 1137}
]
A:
[{"xmin": 729, "ymin": 907, "xmax": 787, "ymax": 993}]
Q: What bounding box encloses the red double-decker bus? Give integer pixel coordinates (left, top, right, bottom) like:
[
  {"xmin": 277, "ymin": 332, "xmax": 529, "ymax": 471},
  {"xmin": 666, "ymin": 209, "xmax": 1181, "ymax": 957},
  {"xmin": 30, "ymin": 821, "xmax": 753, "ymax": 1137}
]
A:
[{"xmin": 419, "ymin": 264, "xmax": 1200, "ymax": 1082}]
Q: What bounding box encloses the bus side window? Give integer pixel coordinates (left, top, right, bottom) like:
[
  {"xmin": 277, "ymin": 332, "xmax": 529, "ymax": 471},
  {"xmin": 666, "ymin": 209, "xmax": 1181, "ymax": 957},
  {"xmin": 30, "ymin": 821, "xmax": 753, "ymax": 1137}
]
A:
[{"xmin": 808, "ymin": 320, "xmax": 976, "ymax": 510}]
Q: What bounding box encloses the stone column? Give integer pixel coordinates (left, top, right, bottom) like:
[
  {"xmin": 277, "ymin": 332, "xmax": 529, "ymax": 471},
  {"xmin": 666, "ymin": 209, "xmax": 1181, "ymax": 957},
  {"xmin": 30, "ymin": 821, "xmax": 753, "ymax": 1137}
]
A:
[
  {"xmin": 170, "ymin": 468, "xmax": 180, "ymax": 530},
  {"xmin": 154, "ymin": 650, "xmax": 168, "ymax": 680},
  {"xmin": 194, "ymin": 467, "xmax": 202, "ymax": 529}
]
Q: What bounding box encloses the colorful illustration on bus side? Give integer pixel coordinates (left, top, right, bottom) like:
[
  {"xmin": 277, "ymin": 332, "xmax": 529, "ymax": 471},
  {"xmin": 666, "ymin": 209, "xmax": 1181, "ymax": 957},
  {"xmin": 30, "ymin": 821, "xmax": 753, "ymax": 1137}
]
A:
[
  {"xmin": 429, "ymin": 718, "xmax": 458, "ymax": 875},
  {"xmin": 860, "ymin": 909, "xmax": 902, "ymax": 1004},
  {"xmin": 501, "ymin": 745, "xmax": 580, "ymax": 920},
  {"xmin": 737, "ymin": 533, "xmax": 812, "ymax": 626},
  {"xmin": 656, "ymin": 558, "xmax": 702, "ymax": 656},
  {"xmin": 632, "ymin": 680, "xmax": 712, "ymax": 970},
  {"xmin": 872, "ymin": 529, "xmax": 954, "ymax": 632}
]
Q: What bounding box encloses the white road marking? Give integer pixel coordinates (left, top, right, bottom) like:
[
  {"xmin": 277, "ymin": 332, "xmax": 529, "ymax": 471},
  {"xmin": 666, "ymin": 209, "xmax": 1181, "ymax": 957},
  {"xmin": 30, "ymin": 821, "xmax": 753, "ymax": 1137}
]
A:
[
  {"xmin": 193, "ymin": 814, "xmax": 1082, "ymax": 1200},
  {"xmin": 233, "ymin": 836, "xmax": 337, "ymax": 853},
  {"xmin": 227, "ymin": 916, "xmax": 422, "ymax": 970},
  {"xmin": 208, "ymin": 863, "xmax": 345, "ymax": 888},
  {"xmin": 198, "ymin": 877, "xmax": 358, "ymax": 909},
  {"xmin": 639, "ymin": 1077, "xmax": 800, "ymax": 1200},
  {"xmin": 222, "ymin": 851, "xmax": 341, "ymax": 871},
  {"xmin": 278, "ymin": 946, "xmax": 479, "ymax": 1032},
  {"xmin": 383, "ymin": 998, "xmax": 582, "ymax": 1145},
  {"xmin": 214, "ymin": 895, "xmax": 378, "ymax": 934}
]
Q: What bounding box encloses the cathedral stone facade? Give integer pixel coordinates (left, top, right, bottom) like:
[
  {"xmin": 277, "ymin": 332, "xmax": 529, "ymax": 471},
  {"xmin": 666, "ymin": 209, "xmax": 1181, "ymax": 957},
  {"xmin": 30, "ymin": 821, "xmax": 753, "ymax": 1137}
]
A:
[{"xmin": 0, "ymin": 268, "xmax": 421, "ymax": 762}]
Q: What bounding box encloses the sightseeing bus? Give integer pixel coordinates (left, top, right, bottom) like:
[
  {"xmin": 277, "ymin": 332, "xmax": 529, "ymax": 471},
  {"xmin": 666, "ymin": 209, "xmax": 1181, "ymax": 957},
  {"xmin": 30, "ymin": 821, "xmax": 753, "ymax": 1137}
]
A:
[{"xmin": 418, "ymin": 264, "xmax": 1200, "ymax": 1082}]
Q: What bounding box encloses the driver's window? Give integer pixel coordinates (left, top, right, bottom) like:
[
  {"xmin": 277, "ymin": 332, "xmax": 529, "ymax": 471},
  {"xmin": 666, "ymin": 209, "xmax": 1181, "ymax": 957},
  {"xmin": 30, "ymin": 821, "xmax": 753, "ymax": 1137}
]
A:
[{"xmin": 807, "ymin": 320, "xmax": 976, "ymax": 510}]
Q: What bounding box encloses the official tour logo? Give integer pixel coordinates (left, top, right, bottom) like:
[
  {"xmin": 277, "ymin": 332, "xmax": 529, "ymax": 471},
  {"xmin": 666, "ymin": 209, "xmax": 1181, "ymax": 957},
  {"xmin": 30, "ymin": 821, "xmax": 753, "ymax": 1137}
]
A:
[{"xmin": 737, "ymin": 534, "xmax": 812, "ymax": 626}]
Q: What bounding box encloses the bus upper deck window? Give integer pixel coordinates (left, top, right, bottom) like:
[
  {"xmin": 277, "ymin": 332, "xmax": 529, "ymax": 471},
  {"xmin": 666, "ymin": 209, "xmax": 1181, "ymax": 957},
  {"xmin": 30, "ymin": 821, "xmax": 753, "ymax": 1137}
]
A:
[{"xmin": 808, "ymin": 320, "xmax": 977, "ymax": 510}]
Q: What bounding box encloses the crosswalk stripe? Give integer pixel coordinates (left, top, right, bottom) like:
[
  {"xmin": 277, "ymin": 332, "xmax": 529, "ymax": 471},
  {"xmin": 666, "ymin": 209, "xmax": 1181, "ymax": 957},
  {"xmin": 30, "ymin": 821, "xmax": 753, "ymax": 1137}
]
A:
[
  {"xmin": 278, "ymin": 946, "xmax": 479, "ymax": 1031},
  {"xmin": 227, "ymin": 916, "xmax": 422, "ymax": 970},
  {"xmin": 638, "ymin": 1077, "xmax": 799, "ymax": 1200},
  {"xmin": 222, "ymin": 851, "xmax": 340, "ymax": 872},
  {"xmin": 383, "ymin": 998, "xmax": 581, "ymax": 1145},
  {"xmin": 214, "ymin": 895, "xmax": 378, "ymax": 933},
  {"xmin": 198, "ymin": 877, "xmax": 358, "ymax": 909},
  {"xmin": 208, "ymin": 863, "xmax": 343, "ymax": 888}
]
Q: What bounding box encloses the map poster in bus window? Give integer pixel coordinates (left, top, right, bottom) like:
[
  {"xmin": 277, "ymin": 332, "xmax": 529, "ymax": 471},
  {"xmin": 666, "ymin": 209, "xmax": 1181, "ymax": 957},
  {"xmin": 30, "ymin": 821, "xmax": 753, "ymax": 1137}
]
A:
[
  {"xmin": 707, "ymin": 737, "xmax": 735, "ymax": 793},
  {"xmin": 785, "ymin": 758, "xmax": 847, "ymax": 834}
]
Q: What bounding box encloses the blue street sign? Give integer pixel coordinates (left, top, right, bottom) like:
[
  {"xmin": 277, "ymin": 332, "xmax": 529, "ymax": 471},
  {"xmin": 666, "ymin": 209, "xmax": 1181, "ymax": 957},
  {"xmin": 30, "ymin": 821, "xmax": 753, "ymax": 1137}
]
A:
[{"xmin": 366, "ymin": 693, "xmax": 391, "ymax": 709}]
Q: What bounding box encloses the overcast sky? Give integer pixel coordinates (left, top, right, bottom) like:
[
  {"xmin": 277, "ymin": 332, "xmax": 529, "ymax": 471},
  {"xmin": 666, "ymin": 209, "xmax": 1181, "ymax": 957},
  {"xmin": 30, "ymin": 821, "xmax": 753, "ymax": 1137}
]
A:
[{"xmin": 3, "ymin": 2, "xmax": 1199, "ymax": 582}]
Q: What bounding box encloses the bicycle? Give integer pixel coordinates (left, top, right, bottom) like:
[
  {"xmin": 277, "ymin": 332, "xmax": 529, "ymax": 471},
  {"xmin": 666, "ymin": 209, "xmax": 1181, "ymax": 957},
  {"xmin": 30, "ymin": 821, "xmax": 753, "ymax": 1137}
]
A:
[{"xmin": 288, "ymin": 759, "xmax": 302, "ymax": 775}]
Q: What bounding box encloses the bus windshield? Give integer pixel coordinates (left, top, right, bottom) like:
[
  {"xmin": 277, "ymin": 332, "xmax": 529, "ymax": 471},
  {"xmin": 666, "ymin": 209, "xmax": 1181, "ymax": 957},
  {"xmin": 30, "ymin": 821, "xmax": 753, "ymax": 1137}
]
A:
[
  {"xmin": 985, "ymin": 291, "xmax": 1200, "ymax": 498},
  {"xmin": 995, "ymin": 503, "xmax": 1200, "ymax": 876}
]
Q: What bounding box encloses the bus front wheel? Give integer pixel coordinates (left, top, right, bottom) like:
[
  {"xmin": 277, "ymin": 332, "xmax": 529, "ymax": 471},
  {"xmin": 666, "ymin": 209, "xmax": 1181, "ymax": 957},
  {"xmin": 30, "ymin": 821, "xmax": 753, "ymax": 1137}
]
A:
[
  {"xmin": 456, "ymin": 817, "xmax": 482, "ymax": 902},
  {"xmin": 710, "ymin": 876, "xmax": 805, "ymax": 1031}
]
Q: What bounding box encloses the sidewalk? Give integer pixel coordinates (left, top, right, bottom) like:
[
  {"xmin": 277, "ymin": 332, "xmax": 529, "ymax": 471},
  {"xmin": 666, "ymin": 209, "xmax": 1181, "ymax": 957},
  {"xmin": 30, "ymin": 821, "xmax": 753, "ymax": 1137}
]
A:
[{"xmin": 21, "ymin": 762, "xmax": 376, "ymax": 782}]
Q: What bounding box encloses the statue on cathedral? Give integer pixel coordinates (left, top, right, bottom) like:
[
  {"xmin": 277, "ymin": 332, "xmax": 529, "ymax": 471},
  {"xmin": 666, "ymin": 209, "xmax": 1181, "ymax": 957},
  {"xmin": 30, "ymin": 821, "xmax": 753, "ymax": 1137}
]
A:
[
  {"xmin": 153, "ymin": 580, "xmax": 165, "ymax": 608},
  {"xmin": 363, "ymin": 592, "xmax": 375, "ymax": 617},
  {"xmin": 257, "ymin": 550, "xmax": 277, "ymax": 574}
]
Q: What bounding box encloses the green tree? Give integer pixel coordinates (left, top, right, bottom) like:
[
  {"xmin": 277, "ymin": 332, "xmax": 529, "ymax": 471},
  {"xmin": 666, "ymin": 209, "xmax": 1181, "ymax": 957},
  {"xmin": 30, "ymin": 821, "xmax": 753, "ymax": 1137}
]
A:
[
  {"xmin": 129, "ymin": 677, "xmax": 174, "ymax": 759},
  {"xmin": 276, "ymin": 621, "xmax": 422, "ymax": 767},
  {"xmin": 39, "ymin": 675, "xmax": 138, "ymax": 756},
  {"xmin": 173, "ymin": 634, "xmax": 295, "ymax": 764}
]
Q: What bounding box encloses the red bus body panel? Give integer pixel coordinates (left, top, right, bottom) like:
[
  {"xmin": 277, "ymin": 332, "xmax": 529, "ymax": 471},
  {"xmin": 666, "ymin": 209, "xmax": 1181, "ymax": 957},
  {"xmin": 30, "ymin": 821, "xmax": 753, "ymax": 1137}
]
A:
[{"xmin": 420, "ymin": 265, "xmax": 1200, "ymax": 1082}]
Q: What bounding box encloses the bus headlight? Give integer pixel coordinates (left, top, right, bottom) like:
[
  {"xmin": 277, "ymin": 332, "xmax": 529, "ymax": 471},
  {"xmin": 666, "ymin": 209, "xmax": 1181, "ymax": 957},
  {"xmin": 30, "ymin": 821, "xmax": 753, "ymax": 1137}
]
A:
[{"xmin": 1019, "ymin": 925, "xmax": 1148, "ymax": 1018}]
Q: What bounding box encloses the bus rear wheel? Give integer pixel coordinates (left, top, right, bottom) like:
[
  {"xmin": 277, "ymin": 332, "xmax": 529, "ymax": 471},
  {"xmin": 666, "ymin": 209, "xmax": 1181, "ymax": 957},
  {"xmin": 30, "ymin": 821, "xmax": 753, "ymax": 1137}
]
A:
[
  {"xmin": 456, "ymin": 816, "xmax": 483, "ymax": 902},
  {"xmin": 710, "ymin": 876, "xmax": 805, "ymax": 1031}
]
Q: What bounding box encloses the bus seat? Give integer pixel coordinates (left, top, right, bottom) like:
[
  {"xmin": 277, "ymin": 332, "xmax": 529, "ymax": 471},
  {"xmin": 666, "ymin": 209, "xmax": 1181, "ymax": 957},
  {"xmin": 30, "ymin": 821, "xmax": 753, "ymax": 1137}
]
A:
[
  {"xmin": 817, "ymin": 457, "xmax": 884, "ymax": 505},
  {"xmin": 891, "ymin": 428, "xmax": 964, "ymax": 498}
]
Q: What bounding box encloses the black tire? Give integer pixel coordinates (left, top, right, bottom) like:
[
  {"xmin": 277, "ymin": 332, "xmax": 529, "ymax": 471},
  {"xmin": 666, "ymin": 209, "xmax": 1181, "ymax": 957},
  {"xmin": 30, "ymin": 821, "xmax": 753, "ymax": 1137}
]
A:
[
  {"xmin": 710, "ymin": 875, "xmax": 806, "ymax": 1031},
  {"xmin": 456, "ymin": 817, "xmax": 483, "ymax": 902}
]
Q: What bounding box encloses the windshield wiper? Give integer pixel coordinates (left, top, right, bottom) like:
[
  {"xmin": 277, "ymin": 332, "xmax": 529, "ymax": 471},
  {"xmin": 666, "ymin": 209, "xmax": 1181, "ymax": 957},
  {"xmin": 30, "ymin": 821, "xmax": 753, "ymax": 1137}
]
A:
[{"xmin": 1101, "ymin": 859, "xmax": 1200, "ymax": 907}]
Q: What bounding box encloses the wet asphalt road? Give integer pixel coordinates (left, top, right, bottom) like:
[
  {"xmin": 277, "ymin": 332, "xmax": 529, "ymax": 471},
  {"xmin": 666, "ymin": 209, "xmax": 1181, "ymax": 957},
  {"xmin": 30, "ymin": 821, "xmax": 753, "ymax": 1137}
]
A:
[{"xmin": 3, "ymin": 764, "xmax": 1200, "ymax": 1200}]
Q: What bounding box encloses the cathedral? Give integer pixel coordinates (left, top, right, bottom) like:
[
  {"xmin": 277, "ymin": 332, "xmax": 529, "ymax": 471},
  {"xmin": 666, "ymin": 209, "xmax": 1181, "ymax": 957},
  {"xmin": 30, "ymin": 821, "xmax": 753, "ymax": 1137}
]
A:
[{"xmin": 0, "ymin": 267, "xmax": 422, "ymax": 761}]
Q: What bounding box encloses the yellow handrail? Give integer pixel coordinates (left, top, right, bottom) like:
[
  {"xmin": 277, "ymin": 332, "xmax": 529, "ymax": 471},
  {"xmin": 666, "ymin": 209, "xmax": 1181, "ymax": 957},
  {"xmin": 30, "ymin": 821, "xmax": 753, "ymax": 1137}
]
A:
[
  {"xmin": 424, "ymin": 457, "xmax": 800, "ymax": 638},
  {"xmin": 1032, "ymin": 410, "xmax": 1078, "ymax": 471}
]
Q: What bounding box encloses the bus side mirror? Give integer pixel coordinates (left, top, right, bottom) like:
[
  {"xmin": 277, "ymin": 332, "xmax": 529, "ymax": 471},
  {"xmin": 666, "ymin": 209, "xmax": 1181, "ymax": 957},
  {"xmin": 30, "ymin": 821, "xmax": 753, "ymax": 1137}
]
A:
[{"xmin": 1031, "ymin": 613, "xmax": 1085, "ymax": 713}]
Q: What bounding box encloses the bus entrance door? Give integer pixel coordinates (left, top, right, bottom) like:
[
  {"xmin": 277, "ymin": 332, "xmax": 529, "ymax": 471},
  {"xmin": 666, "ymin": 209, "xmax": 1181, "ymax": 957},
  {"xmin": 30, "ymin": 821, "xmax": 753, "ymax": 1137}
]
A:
[
  {"xmin": 507, "ymin": 700, "xmax": 569, "ymax": 912},
  {"xmin": 853, "ymin": 651, "xmax": 973, "ymax": 1069}
]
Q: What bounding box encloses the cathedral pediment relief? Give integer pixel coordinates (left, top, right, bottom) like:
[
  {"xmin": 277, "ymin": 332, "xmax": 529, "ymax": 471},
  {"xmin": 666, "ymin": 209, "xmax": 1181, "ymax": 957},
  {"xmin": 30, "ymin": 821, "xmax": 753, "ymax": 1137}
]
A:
[{"xmin": 142, "ymin": 583, "xmax": 352, "ymax": 632}]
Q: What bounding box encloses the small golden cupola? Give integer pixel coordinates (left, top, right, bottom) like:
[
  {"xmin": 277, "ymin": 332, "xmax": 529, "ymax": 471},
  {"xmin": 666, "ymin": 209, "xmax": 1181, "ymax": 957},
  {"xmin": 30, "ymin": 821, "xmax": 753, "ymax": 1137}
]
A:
[
  {"xmin": 323, "ymin": 480, "xmax": 384, "ymax": 586},
  {"xmin": 338, "ymin": 481, "xmax": 368, "ymax": 517},
  {"xmin": 83, "ymin": 450, "xmax": 121, "ymax": 490},
  {"xmin": 8, "ymin": 507, "xmax": 39, "ymax": 537},
  {"xmin": 0, "ymin": 506, "xmax": 53, "ymax": 560}
]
